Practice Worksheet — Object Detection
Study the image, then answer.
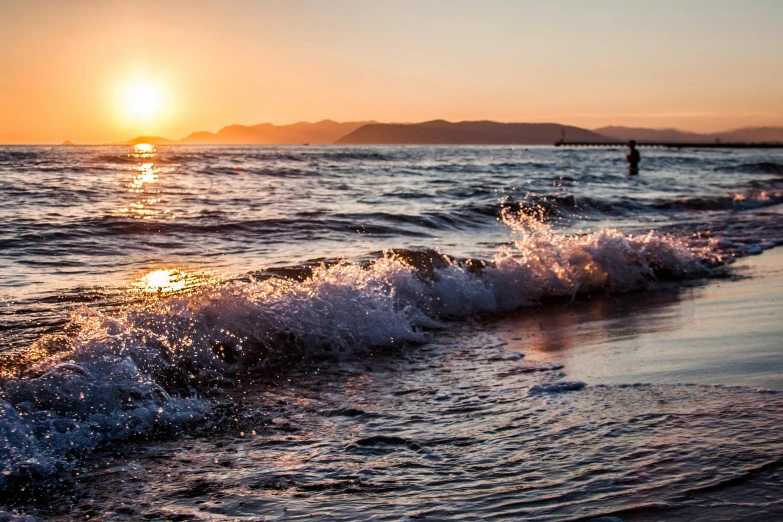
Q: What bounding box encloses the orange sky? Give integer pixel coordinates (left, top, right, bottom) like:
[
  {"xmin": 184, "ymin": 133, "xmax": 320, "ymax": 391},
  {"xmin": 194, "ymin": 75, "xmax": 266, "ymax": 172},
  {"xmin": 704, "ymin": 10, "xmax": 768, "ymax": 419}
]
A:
[{"xmin": 1, "ymin": 0, "xmax": 782, "ymax": 144}]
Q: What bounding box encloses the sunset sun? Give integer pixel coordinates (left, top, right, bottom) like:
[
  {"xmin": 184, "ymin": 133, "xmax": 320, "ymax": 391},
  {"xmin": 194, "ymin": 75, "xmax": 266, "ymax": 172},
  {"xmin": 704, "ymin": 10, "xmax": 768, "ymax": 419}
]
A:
[{"xmin": 121, "ymin": 79, "xmax": 164, "ymax": 122}]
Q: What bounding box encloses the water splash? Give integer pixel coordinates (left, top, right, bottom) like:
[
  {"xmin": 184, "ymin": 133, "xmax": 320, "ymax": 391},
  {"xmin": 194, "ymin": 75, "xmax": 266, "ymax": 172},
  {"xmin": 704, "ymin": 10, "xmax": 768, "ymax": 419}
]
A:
[{"xmin": 0, "ymin": 213, "xmax": 727, "ymax": 486}]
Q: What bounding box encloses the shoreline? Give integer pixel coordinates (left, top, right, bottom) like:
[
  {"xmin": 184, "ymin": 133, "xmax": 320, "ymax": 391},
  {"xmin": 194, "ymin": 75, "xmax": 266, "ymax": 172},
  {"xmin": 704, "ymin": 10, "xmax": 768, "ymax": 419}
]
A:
[{"xmin": 491, "ymin": 245, "xmax": 783, "ymax": 389}]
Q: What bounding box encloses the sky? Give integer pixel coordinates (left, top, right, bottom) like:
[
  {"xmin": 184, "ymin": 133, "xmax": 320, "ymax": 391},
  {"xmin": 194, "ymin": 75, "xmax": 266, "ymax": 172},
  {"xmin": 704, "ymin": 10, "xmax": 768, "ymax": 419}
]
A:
[{"xmin": 1, "ymin": 0, "xmax": 782, "ymax": 143}]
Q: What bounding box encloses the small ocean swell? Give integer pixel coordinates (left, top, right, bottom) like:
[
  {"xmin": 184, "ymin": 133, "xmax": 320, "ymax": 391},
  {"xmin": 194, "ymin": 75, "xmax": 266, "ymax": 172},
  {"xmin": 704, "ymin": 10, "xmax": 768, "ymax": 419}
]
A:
[
  {"xmin": 498, "ymin": 193, "xmax": 646, "ymax": 220},
  {"xmin": 508, "ymin": 190, "xmax": 783, "ymax": 220},
  {"xmin": 0, "ymin": 214, "xmax": 721, "ymax": 486},
  {"xmin": 90, "ymin": 153, "xmax": 142, "ymax": 165},
  {"xmin": 509, "ymin": 186, "xmax": 783, "ymax": 219},
  {"xmin": 653, "ymin": 191, "xmax": 783, "ymax": 212},
  {"xmin": 720, "ymin": 161, "xmax": 783, "ymax": 175},
  {"xmin": 0, "ymin": 150, "xmax": 40, "ymax": 164}
]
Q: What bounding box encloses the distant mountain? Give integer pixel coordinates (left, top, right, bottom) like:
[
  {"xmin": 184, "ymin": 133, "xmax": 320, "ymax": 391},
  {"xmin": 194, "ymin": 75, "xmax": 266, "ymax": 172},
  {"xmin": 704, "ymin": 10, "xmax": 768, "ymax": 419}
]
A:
[
  {"xmin": 180, "ymin": 120, "xmax": 372, "ymax": 145},
  {"xmin": 337, "ymin": 120, "xmax": 613, "ymax": 145},
  {"xmin": 124, "ymin": 135, "xmax": 177, "ymax": 145},
  {"xmin": 713, "ymin": 127, "xmax": 783, "ymax": 143},
  {"xmin": 121, "ymin": 121, "xmax": 783, "ymax": 146},
  {"xmin": 594, "ymin": 126, "xmax": 708, "ymax": 143},
  {"xmin": 594, "ymin": 125, "xmax": 783, "ymax": 144},
  {"xmin": 123, "ymin": 120, "xmax": 371, "ymax": 146}
]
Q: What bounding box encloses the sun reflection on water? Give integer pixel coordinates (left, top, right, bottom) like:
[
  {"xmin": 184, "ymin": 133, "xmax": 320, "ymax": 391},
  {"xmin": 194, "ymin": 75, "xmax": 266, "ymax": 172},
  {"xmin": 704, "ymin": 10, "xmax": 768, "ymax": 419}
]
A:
[
  {"xmin": 132, "ymin": 143, "xmax": 156, "ymax": 156},
  {"xmin": 117, "ymin": 143, "xmax": 173, "ymax": 219},
  {"xmin": 131, "ymin": 268, "xmax": 221, "ymax": 296},
  {"xmin": 128, "ymin": 163, "xmax": 159, "ymax": 191},
  {"xmin": 136, "ymin": 269, "xmax": 186, "ymax": 293},
  {"xmin": 132, "ymin": 268, "xmax": 216, "ymax": 295}
]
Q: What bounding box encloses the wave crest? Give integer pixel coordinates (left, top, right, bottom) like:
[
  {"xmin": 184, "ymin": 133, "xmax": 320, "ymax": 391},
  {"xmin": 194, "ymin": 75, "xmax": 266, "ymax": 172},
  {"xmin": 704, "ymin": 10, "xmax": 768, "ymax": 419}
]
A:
[{"xmin": 0, "ymin": 215, "xmax": 718, "ymax": 485}]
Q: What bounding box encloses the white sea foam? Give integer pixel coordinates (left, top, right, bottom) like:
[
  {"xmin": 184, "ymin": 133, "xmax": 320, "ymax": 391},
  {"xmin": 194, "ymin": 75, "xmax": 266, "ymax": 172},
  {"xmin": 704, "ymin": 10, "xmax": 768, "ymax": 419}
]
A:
[{"xmin": 0, "ymin": 213, "xmax": 718, "ymax": 485}]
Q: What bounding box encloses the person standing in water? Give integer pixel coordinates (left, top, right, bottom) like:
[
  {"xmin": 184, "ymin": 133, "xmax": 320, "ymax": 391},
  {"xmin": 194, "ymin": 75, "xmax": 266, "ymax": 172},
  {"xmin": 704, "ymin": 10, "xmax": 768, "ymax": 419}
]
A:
[{"xmin": 626, "ymin": 140, "xmax": 640, "ymax": 175}]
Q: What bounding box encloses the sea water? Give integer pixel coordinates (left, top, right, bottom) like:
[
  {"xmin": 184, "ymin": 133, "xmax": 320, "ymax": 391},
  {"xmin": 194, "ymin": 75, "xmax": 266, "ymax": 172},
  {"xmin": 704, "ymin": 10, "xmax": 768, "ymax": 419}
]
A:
[{"xmin": 1, "ymin": 145, "xmax": 783, "ymax": 520}]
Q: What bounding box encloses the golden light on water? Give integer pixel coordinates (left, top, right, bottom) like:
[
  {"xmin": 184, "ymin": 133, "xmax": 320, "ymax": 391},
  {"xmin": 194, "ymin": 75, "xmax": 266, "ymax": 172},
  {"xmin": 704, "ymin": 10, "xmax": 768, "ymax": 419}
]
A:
[
  {"xmin": 142, "ymin": 269, "xmax": 186, "ymax": 293},
  {"xmin": 128, "ymin": 162, "xmax": 159, "ymax": 191},
  {"xmin": 133, "ymin": 143, "xmax": 156, "ymax": 155},
  {"xmin": 132, "ymin": 269, "xmax": 219, "ymax": 295},
  {"xmin": 119, "ymin": 159, "xmax": 164, "ymax": 219},
  {"xmin": 133, "ymin": 269, "xmax": 188, "ymax": 294}
]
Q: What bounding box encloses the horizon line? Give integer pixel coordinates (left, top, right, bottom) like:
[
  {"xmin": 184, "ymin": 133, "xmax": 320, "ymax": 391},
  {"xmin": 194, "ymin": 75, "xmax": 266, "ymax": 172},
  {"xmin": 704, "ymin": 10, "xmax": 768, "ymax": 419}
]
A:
[{"xmin": 4, "ymin": 119, "xmax": 783, "ymax": 146}]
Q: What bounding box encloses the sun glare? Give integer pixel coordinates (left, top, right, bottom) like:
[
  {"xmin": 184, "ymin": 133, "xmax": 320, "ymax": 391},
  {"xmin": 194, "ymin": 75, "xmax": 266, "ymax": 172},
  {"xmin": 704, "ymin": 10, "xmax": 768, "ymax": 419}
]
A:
[
  {"xmin": 121, "ymin": 79, "xmax": 164, "ymax": 122},
  {"xmin": 135, "ymin": 269, "xmax": 187, "ymax": 294},
  {"xmin": 131, "ymin": 269, "xmax": 217, "ymax": 295}
]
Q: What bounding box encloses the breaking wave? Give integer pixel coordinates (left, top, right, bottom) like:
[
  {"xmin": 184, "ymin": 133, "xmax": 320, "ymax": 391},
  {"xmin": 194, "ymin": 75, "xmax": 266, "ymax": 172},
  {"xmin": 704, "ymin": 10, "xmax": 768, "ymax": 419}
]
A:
[{"xmin": 0, "ymin": 212, "xmax": 726, "ymax": 486}]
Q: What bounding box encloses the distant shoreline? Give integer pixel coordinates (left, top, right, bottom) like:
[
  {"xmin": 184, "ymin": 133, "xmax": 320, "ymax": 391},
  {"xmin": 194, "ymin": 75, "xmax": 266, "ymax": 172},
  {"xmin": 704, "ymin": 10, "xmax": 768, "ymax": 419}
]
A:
[
  {"xmin": 4, "ymin": 142, "xmax": 783, "ymax": 149},
  {"xmin": 40, "ymin": 120, "xmax": 783, "ymax": 147}
]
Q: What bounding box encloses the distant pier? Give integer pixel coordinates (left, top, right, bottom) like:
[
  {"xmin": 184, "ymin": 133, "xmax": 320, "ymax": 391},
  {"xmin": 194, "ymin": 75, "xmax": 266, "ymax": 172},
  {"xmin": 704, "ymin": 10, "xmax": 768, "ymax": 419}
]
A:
[{"xmin": 555, "ymin": 141, "xmax": 783, "ymax": 149}]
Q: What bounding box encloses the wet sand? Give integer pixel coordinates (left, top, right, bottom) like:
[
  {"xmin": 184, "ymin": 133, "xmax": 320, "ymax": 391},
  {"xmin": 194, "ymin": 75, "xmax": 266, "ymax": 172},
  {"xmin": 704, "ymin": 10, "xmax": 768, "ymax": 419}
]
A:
[{"xmin": 493, "ymin": 246, "xmax": 783, "ymax": 389}]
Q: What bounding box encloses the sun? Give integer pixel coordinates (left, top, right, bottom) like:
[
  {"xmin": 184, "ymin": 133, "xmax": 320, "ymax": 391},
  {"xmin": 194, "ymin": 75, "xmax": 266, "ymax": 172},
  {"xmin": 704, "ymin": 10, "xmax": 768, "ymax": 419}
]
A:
[{"xmin": 121, "ymin": 79, "xmax": 164, "ymax": 122}]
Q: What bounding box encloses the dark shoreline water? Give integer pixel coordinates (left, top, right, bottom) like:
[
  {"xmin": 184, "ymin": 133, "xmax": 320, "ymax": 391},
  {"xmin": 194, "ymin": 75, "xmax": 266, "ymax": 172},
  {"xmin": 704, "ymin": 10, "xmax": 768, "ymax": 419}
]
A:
[
  {"xmin": 2, "ymin": 145, "xmax": 783, "ymax": 520},
  {"xmin": 4, "ymin": 300, "xmax": 783, "ymax": 521}
]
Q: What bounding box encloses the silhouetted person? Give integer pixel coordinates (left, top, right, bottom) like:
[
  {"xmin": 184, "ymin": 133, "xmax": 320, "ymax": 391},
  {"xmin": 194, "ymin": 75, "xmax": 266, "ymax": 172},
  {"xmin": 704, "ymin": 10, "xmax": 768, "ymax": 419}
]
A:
[{"xmin": 626, "ymin": 140, "xmax": 640, "ymax": 175}]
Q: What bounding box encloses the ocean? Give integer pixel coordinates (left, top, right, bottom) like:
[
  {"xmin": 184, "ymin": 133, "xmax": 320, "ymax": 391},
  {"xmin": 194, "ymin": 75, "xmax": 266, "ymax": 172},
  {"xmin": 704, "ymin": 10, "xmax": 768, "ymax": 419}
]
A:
[{"xmin": 1, "ymin": 144, "xmax": 783, "ymax": 520}]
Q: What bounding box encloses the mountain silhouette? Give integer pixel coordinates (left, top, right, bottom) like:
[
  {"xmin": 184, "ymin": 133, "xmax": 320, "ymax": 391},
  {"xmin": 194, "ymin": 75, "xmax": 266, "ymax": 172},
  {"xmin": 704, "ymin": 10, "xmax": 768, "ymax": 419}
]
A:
[
  {"xmin": 713, "ymin": 127, "xmax": 783, "ymax": 143},
  {"xmin": 180, "ymin": 120, "xmax": 371, "ymax": 145},
  {"xmin": 594, "ymin": 126, "xmax": 708, "ymax": 143},
  {"xmin": 120, "ymin": 121, "xmax": 783, "ymax": 146},
  {"xmin": 595, "ymin": 125, "xmax": 783, "ymax": 144},
  {"xmin": 125, "ymin": 135, "xmax": 177, "ymax": 145},
  {"xmin": 336, "ymin": 120, "xmax": 612, "ymax": 145}
]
